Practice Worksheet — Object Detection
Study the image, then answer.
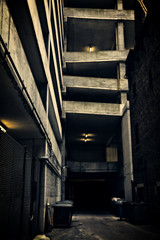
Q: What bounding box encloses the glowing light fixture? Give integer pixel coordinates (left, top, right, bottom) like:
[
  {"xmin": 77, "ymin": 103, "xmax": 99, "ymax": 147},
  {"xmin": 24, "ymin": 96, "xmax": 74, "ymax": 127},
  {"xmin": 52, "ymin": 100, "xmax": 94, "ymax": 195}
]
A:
[
  {"xmin": 0, "ymin": 121, "xmax": 7, "ymax": 133},
  {"xmin": 89, "ymin": 46, "xmax": 92, "ymax": 52}
]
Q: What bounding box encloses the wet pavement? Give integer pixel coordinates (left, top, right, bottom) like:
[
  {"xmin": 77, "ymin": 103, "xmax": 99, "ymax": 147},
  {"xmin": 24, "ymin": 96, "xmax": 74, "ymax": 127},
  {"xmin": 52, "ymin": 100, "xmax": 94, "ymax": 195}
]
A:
[{"xmin": 46, "ymin": 212, "xmax": 160, "ymax": 240}]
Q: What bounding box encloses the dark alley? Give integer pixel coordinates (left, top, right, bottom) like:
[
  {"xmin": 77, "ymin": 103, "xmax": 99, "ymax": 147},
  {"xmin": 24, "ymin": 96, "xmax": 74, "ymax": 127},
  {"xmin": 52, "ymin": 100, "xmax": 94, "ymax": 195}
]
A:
[{"xmin": 46, "ymin": 212, "xmax": 160, "ymax": 240}]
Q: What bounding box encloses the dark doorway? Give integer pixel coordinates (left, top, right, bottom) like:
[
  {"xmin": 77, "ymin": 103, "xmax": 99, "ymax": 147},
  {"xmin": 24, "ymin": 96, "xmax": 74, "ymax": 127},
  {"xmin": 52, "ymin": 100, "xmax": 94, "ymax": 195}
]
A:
[{"xmin": 67, "ymin": 179, "xmax": 111, "ymax": 211}]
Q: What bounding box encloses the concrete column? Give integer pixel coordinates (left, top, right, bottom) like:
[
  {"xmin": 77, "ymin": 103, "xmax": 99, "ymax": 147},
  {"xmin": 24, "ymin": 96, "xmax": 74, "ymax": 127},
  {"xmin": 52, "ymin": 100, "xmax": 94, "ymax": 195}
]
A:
[
  {"xmin": 119, "ymin": 63, "xmax": 127, "ymax": 103},
  {"xmin": 117, "ymin": 22, "xmax": 125, "ymax": 50},
  {"xmin": 116, "ymin": 0, "xmax": 125, "ymax": 50},
  {"xmin": 121, "ymin": 102, "xmax": 133, "ymax": 201},
  {"xmin": 63, "ymin": 32, "xmax": 67, "ymax": 70},
  {"xmin": 39, "ymin": 159, "xmax": 47, "ymax": 233},
  {"xmin": 61, "ymin": 131, "xmax": 66, "ymax": 200},
  {"xmin": 117, "ymin": 0, "xmax": 123, "ymax": 10},
  {"xmin": 39, "ymin": 85, "xmax": 49, "ymax": 233},
  {"xmin": 116, "ymin": 1, "xmax": 126, "ymax": 104}
]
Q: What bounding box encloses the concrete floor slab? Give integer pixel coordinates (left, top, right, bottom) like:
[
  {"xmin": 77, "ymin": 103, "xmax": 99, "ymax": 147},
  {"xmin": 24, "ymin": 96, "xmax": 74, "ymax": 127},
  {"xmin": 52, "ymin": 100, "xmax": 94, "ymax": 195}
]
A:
[{"xmin": 46, "ymin": 212, "xmax": 160, "ymax": 240}]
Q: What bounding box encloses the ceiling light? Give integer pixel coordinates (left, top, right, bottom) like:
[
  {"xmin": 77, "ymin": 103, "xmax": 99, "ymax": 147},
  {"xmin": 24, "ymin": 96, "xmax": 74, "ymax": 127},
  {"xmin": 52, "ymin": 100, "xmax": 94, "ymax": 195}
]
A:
[{"xmin": 0, "ymin": 121, "xmax": 7, "ymax": 133}]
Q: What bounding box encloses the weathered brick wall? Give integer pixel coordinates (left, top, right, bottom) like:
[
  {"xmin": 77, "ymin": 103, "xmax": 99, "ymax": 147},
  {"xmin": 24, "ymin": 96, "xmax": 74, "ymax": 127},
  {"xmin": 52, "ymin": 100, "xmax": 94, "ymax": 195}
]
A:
[{"xmin": 127, "ymin": 12, "xmax": 160, "ymax": 204}]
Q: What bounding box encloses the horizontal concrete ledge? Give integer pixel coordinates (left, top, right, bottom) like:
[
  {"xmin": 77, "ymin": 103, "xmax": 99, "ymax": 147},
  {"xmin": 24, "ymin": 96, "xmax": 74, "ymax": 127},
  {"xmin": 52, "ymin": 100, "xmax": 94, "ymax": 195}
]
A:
[
  {"xmin": 64, "ymin": 8, "xmax": 135, "ymax": 21},
  {"xmin": 63, "ymin": 75, "xmax": 128, "ymax": 91},
  {"xmin": 67, "ymin": 161, "xmax": 118, "ymax": 173},
  {"xmin": 64, "ymin": 50, "xmax": 129, "ymax": 63},
  {"xmin": 63, "ymin": 101, "xmax": 125, "ymax": 116}
]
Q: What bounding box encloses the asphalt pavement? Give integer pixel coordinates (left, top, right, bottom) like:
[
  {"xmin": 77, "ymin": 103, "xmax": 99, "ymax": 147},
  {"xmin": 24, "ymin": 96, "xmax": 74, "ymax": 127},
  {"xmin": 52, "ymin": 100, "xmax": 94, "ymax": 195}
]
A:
[{"xmin": 46, "ymin": 212, "xmax": 160, "ymax": 240}]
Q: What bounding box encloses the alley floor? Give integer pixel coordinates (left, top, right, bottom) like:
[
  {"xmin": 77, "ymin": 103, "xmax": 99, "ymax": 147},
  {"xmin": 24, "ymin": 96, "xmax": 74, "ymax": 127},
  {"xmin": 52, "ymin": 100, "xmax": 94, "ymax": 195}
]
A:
[{"xmin": 46, "ymin": 212, "xmax": 160, "ymax": 240}]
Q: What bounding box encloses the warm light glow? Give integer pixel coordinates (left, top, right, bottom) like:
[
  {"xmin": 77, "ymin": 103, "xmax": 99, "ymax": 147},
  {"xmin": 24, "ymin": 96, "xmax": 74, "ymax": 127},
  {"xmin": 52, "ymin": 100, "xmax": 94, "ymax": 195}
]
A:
[
  {"xmin": 1, "ymin": 119, "xmax": 23, "ymax": 129},
  {"xmin": 137, "ymin": 0, "xmax": 148, "ymax": 17},
  {"xmin": 0, "ymin": 125, "xmax": 6, "ymax": 133},
  {"xmin": 78, "ymin": 138, "xmax": 95, "ymax": 142},
  {"xmin": 82, "ymin": 133, "xmax": 95, "ymax": 137},
  {"xmin": 83, "ymin": 46, "xmax": 97, "ymax": 52}
]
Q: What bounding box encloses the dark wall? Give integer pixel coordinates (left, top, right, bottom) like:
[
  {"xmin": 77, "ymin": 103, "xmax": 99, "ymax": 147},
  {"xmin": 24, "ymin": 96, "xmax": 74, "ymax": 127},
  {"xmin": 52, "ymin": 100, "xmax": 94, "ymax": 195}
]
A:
[
  {"xmin": 127, "ymin": 9, "xmax": 160, "ymax": 206},
  {"xmin": 68, "ymin": 143, "xmax": 106, "ymax": 162}
]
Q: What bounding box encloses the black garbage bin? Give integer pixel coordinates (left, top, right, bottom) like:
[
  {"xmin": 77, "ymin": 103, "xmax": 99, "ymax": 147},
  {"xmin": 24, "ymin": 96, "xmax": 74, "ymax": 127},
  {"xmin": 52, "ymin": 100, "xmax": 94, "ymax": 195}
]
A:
[
  {"xmin": 53, "ymin": 200, "xmax": 73, "ymax": 226},
  {"xmin": 125, "ymin": 202, "xmax": 149, "ymax": 224}
]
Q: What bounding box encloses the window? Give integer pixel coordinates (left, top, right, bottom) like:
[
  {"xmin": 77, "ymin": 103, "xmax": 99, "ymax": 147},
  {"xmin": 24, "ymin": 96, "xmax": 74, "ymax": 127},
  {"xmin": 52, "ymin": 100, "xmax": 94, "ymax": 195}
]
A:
[{"xmin": 106, "ymin": 145, "xmax": 118, "ymax": 162}]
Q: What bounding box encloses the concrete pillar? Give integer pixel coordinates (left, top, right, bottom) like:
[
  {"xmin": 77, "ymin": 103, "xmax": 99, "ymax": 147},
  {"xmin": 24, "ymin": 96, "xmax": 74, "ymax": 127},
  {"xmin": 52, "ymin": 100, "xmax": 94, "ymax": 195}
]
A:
[
  {"xmin": 39, "ymin": 159, "xmax": 47, "ymax": 233},
  {"xmin": 39, "ymin": 85, "xmax": 49, "ymax": 233},
  {"xmin": 121, "ymin": 102, "xmax": 133, "ymax": 201},
  {"xmin": 61, "ymin": 131, "xmax": 66, "ymax": 201},
  {"xmin": 117, "ymin": 22, "xmax": 125, "ymax": 50},
  {"xmin": 117, "ymin": 0, "xmax": 123, "ymax": 10},
  {"xmin": 116, "ymin": 1, "xmax": 126, "ymax": 104}
]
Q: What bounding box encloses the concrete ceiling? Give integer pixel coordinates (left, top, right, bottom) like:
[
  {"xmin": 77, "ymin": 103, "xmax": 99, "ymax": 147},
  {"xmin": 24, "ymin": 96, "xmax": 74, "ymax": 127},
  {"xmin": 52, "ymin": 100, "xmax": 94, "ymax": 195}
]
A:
[
  {"xmin": 67, "ymin": 18, "xmax": 116, "ymax": 52},
  {"xmin": 64, "ymin": 0, "xmax": 135, "ymax": 9},
  {"xmin": 0, "ymin": 56, "xmax": 43, "ymax": 142},
  {"xmin": 66, "ymin": 18, "xmax": 135, "ymax": 53},
  {"xmin": 66, "ymin": 113, "xmax": 121, "ymax": 146},
  {"xmin": 63, "ymin": 88, "xmax": 120, "ymax": 104},
  {"xmin": 64, "ymin": 0, "xmax": 135, "ymax": 10},
  {"xmin": 66, "ymin": 61, "xmax": 118, "ymax": 78}
]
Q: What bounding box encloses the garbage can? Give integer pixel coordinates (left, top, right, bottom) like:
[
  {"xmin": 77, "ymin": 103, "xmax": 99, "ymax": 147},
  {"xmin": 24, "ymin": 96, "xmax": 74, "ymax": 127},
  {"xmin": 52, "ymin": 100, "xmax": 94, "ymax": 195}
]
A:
[
  {"xmin": 116, "ymin": 199, "xmax": 126, "ymax": 220},
  {"xmin": 53, "ymin": 200, "xmax": 73, "ymax": 226},
  {"xmin": 125, "ymin": 202, "xmax": 149, "ymax": 224}
]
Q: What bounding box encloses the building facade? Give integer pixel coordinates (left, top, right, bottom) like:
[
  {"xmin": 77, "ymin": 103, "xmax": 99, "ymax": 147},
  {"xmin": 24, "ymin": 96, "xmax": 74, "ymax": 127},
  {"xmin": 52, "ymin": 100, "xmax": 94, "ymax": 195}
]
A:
[
  {"xmin": 0, "ymin": 0, "xmax": 136, "ymax": 239},
  {"xmin": 0, "ymin": 0, "xmax": 63, "ymax": 238},
  {"xmin": 63, "ymin": 0, "xmax": 135, "ymax": 209},
  {"xmin": 127, "ymin": 1, "xmax": 160, "ymax": 221}
]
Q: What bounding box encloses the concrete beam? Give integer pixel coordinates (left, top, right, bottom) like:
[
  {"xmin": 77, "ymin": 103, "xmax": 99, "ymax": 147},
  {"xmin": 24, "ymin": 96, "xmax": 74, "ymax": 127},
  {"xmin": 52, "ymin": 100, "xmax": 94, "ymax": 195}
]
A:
[
  {"xmin": 63, "ymin": 101, "xmax": 125, "ymax": 116},
  {"xmin": 64, "ymin": 8, "xmax": 135, "ymax": 21},
  {"xmin": 67, "ymin": 161, "xmax": 118, "ymax": 173},
  {"xmin": 63, "ymin": 75, "xmax": 128, "ymax": 91},
  {"xmin": 64, "ymin": 50, "xmax": 129, "ymax": 63}
]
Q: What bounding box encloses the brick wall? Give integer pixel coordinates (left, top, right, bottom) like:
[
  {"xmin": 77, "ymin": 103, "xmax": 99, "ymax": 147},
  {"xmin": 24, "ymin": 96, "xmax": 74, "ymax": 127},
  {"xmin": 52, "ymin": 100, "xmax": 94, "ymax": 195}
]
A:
[{"xmin": 127, "ymin": 11, "xmax": 160, "ymax": 205}]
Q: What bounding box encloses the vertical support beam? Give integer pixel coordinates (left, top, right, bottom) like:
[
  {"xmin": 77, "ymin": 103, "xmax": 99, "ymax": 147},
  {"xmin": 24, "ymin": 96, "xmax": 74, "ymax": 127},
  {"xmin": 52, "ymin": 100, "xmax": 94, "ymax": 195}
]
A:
[
  {"xmin": 119, "ymin": 63, "xmax": 127, "ymax": 103},
  {"xmin": 116, "ymin": 0, "xmax": 126, "ymax": 104},
  {"xmin": 117, "ymin": 0, "xmax": 123, "ymax": 10},
  {"xmin": 117, "ymin": 22, "xmax": 125, "ymax": 50},
  {"xmin": 116, "ymin": 17, "xmax": 127, "ymax": 103},
  {"xmin": 61, "ymin": 130, "xmax": 66, "ymax": 201},
  {"xmin": 39, "ymin": 85, "xmax": 49, "ymax": 233},
  {"xmin": 63, "ymin": 26, "xmax": 67, "ymax": 70},
  {"xmin": 121, "ymin": 102, "xmax": 133, "ymax": 201}
]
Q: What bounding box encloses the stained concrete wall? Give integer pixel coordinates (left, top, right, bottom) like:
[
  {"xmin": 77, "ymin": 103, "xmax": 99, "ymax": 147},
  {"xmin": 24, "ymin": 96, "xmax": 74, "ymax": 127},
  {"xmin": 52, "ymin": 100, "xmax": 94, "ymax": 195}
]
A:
[
  {"xmin": 64, "ymin": 50, "xmax": 129, "ymax": 62},
  {"xmin": 63, "ymin": 75, "xmax": 128, "ymax": 91},
  {"xmin": 64, "ymin": 7, "xmax": 135, "ymax": 21},
  {"xmin": 0, "ymin": 0, "xmax": 61, "ymax": 164},
  {"xmin": 67, "ymin": 161, "xmax": 118, "ymax": 173},
  {"xmin": 63, "ymin": 101, "xmax": 125, "ymax": 116},
  {"xmin": 0, "ymin": 0, "xmax": 63, "ymax": 236}
]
